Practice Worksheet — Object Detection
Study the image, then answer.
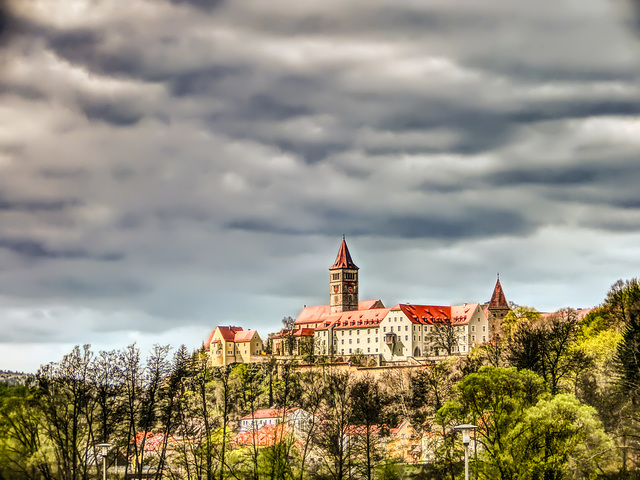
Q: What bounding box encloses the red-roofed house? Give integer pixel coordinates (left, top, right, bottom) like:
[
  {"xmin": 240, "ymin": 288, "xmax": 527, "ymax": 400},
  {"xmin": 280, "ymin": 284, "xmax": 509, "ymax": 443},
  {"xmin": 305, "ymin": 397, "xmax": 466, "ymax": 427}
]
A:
[
  {"xmin": 379, "ymin": 303, "xmax": 488, "ymax": 361},
  {"xmin": 205, "ymin": 326, "xmax": 263, "ymax": 366},
  {"xmin": 272, "ymin": 327, "xmax": 316, "ymax": 356}
]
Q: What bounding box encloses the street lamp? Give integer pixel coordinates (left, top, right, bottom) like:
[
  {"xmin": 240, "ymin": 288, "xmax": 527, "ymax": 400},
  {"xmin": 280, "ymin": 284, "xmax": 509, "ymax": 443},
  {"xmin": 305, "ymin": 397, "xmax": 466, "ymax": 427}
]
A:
[
  {"xmin": 454, "ymin": 424, "xmax": 477, "ymax": 480},
  {"xmin": 96, "ymin": 443, "xmax": 112, "ymax": 480}
]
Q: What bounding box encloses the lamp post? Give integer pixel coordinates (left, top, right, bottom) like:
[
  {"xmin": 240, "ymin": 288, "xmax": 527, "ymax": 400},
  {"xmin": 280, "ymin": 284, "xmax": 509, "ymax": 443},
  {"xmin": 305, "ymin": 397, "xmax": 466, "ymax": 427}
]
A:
[
  {"xmin": 96, "ymin": 443, "xmax": 112, "ymax": 480},
  {"xmin": 454, "ymin": 424, "xmax": 477, "ymax": 480}
]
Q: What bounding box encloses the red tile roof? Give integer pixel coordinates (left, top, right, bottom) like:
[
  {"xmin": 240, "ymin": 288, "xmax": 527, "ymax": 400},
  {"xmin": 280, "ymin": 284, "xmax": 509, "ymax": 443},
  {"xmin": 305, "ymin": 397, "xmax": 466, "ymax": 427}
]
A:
[
  {"xmin": 393, "ymin": 303, "xmax": 477, "ymax": 325},
  {"xmin": 295, "ymin": 300, "xmax": 383, "ymax": 326},
  {"xmin": 234, "ymin": 330, "xmax": 258, "ymax": 343},
  {"xmin": 218, "ymin": 326, "xmax": 243, "ymax": 342},
  {"xmin": 330, "ymin": 238, "xmax": 358, "ymax": 270},
  {"xmin": 233, "ymin": 424, "xmax": 293, "ymax": 448},
  {"xmin": 315, "ymin": 308, "xmax": 391, "ymax": 331}
]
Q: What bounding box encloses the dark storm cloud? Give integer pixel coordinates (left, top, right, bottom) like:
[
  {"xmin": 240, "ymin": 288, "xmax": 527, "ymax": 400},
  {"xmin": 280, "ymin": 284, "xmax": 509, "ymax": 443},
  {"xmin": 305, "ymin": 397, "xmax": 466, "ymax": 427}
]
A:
[
  {"xmin": 0, "ymin": 197, "xmax": 80, "ymax": 212},
  {"xmin": 167, "ymin": 0, "xmax": 226, "ymax": 11},
  {"xmin": 0, "ymin": 238, "xmax": 123, "ymax": 261},
  {"xmin": 227, "ymin": 207, "xmax": 533, "ymax": 241},
  {"xmin": 40, "ymin": 276, "xmax": 146, "ymax": 298},
  {"xmin": 508, "ymin": 99, "xmax": 640, "ymax": 124},
  {"xmin": 168, "ymin": 65, "xmax": 248, "ymax": 96},
  {"xmin": 82, "ymin": 101, "xmax": 144, "ymax": 126}
]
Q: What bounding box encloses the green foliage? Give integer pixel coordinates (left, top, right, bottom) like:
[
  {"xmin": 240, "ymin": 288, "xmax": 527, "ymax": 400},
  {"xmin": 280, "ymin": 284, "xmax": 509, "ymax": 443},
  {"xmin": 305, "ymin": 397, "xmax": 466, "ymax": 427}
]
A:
[
  {"xmin": 439, "ymin": 366, "xmax": 613, "ymax": 480},
  {"xmin": 507, "ymin": 393, "xmax": 614, "ymax": 480}
]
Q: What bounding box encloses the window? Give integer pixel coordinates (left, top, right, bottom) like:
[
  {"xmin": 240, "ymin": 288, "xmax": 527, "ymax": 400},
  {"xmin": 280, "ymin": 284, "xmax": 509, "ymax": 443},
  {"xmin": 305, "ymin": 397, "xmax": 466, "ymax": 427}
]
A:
[
  {"xmin": 471, "ymin": 325, "xmax": 475, "ymax": 332},
  {"xmin": 332, "ymin": 273, "xmax": 339, "ymax": 280},
  {"xmin": 349, "ymin": 330, "xmax": 352, "ymax": 336},
  {"xmin": 483, "ymin": 336, "xmax": 486, "ymax": 342},
  {"xmin": 405, "ymin": 335, "xmax": 408, "ymax": 341},
  {"xmin": 405, "ymin": 325, "xmax": 408, "ymax": 331},
  {"xmin": 349, "ymin": 339, "xmax": 352, "ymax": 345},
  {"xmin": 357, "ymin": 338, "xmax": 360, "ymax": 344},
  {"xmin": 228, "ymin": 351, "xmax": 232, "ymax": 355},
  {"xmin": 341, "ymin": 339, "xmax": 344, "ymax": 345},
  {"xmin": 413, "ymin": 336, "xmax": 416, "ymax": 341},
  {"xmin": 383, "ymin": 327, "xmax": 386, "ymax": 332},
  {"xmin": 349, "ymin": 348, "xmax": 352, "ymax": 353},
  {"xmin": 367, "ymin": 347, "xmax": 370, "ymax": 353},
  {"xmin": 483, "ymin": 326, "xmax": 486, "ymax": 332},
  {"xmin": 367, "ymin": 337, "xmax": 370, "ymax": 343},
  {"xmin": 345, "ymin": 272, "xmax": 356, "ymax": 280},
  {"xmin": 375, "ymin": 348, "xmax": 379, "ymax": 352},
  {"xmin": 375, "ymin": 337, "xmax": 378, "ymax": 342}
]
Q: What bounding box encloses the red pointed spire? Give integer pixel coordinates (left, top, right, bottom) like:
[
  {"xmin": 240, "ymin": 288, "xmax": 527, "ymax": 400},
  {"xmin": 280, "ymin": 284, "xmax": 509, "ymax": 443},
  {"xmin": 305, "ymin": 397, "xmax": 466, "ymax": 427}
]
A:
[
  {"xmin": 330, "ymin": 237, "xmax": 358, "ymax": 270},
  {"xmin": 489, "ymin": 276, "xmax": 508, "ymax": 309}
]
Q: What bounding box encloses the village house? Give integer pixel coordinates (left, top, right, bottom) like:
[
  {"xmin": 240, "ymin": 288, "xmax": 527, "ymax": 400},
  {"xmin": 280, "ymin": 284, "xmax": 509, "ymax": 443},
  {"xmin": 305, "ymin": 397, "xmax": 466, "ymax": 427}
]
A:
[{"xmin": 205, "ymin": 326, "xmax": 263, "ymax": 366}]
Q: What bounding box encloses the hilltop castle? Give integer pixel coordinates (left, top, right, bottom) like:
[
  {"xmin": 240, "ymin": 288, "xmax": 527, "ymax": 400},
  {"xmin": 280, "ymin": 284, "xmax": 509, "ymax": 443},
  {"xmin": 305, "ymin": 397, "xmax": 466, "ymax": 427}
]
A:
[
  {"xmin": 289, "ymin": 238, "xmax": 510, "ymax": 362},
  {"xmin": 208, "ymin": 238, "xmax": 511, "ymax": 365}
]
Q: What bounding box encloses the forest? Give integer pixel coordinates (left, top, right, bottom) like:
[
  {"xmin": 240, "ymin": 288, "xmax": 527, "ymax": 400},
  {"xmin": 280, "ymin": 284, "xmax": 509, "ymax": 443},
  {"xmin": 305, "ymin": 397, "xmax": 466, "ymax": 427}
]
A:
[{"xmin": 2, "ymin": 278, "xmax": 640, "ymax": 480}]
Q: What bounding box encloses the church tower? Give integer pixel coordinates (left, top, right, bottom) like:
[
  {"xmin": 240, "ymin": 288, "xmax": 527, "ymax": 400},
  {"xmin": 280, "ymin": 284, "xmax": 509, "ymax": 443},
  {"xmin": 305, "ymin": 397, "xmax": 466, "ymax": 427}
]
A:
[
  {"xmin": 487, "ymin": 275, "xmax": 510, "ymax": 341},
  {"xmin": 329, "ymin": 237, "xmax": 359, "ymax": 313}
]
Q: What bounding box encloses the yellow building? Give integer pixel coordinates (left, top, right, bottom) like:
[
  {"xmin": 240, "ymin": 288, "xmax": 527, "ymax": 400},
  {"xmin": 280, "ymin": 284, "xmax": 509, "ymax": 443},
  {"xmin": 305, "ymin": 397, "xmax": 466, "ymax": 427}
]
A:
[{"xmin": 205, "ymin": 326, "xmax": 263, "ymax": 366}]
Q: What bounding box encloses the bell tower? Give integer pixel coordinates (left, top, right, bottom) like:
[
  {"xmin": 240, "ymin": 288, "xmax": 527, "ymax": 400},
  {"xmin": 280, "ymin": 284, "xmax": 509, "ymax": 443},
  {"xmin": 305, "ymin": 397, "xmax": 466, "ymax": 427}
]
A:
[{"xmin": 329, "ymin": 237, "xmax": 359, "ymax": 313}]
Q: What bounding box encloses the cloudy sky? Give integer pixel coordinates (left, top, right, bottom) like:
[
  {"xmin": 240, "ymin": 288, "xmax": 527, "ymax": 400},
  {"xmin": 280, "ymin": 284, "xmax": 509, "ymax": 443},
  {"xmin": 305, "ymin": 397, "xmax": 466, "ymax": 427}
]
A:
[{"xmin": 2, "ymin": 0, "xmax": 640, "ymax": 372}]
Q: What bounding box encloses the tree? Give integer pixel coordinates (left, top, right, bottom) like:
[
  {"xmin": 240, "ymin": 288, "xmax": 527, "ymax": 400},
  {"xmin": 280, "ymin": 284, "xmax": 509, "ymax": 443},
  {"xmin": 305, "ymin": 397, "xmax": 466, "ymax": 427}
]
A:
[
  {"xmin": 507, "ymin": 309, "xmax": 588, "ymax": 395},
  {"xmin": 429, "ymin": 318, "xmax": 466, "ymax": 356},
  {"xmin": 36, "ymin": 344, "xmax": 95, "ymax": 480},
  {"xmin": 350, "ymin": 375, "xmax": 387, "ymax": 480},
  {"xmin": 0, "ymin": 383, "xmax": 52, "ymax": 480},
  {"xmin": 438, "ymin": 366, "xmax": 546, "ymax": 480},
  {"xmin": 281, "ymin": 316, "xmax": 297, "ymax": 356},
  {"xmin": 313, "ymin": 368, "xmax": 353, "ymax": 480},
  {"xmin": 507, "ymin": 393, "xmax": 613, "ymax": 480},
  {"xmin": 439, "ymin": 366, "xmax": 613, "ymax": 480}
]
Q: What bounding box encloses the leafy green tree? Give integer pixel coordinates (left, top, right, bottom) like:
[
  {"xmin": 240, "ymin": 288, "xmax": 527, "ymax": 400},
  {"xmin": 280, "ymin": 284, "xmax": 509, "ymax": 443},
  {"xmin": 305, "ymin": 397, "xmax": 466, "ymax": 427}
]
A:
[
  {"xmin": 507, "ymin": 393, "xmax": 613, "ymax": 480},
  {"xmin": 0, "ymin": 383, "xmax": 52, "ymax": 480},
  {"xmin": 438, "ymin": 366, "xmax": 546, "ymax": 480}
]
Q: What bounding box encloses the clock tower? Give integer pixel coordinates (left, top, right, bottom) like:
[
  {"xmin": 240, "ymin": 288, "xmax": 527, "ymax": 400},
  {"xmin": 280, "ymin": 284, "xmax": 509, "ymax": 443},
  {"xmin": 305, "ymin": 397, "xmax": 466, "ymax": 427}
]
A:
[{"xmin": 329, "ymin": 237, "xmax": 359, "ymax": 313}]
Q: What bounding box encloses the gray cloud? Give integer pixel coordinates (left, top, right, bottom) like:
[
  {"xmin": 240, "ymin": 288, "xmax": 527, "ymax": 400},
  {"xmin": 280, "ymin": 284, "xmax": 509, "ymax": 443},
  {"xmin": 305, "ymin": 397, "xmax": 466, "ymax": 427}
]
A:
[{"xmin": 2, "ymin": 0, "xmax": 640, "ymax": 371}]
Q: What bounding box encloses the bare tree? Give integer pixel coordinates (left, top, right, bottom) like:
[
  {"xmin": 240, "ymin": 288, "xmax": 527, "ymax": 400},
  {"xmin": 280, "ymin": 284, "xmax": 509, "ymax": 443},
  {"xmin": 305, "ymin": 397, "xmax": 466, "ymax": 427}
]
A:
[{"xmin": 429, "ymin": 319, "xmax": 466, "ymax": 356}]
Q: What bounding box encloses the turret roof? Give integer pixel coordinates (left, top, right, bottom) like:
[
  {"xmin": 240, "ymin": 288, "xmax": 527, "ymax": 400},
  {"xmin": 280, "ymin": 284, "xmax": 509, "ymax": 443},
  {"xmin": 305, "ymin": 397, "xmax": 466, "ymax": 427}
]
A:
[
  {"xmin": 330, "ymin": 238, "xmax": 358, "ymax": 270},
  {"xmin": 489, "ymin": 277, "xmax": 509, "ymax": 309}
]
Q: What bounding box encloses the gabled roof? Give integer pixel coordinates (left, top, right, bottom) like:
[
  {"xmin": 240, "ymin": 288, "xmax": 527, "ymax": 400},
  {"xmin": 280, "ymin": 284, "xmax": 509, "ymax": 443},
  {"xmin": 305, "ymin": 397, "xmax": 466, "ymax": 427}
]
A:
[
  {"xmin": 234, "ymin": 330, "xmax": 258, "ymax": 343},
  {"xmin": 218, "ymin": 326, "xmax": 244, "ymax": 342},
  {"xmin": 294, "ymin": 300, "xmax": 383, "ymax": 326},
  {"xmin": 489, "ymin": 277, "xmax": 509, "ymax": 309},
  {"xmin": 330, "ymin": 238, "xmax": 358, "ymax": 270}
]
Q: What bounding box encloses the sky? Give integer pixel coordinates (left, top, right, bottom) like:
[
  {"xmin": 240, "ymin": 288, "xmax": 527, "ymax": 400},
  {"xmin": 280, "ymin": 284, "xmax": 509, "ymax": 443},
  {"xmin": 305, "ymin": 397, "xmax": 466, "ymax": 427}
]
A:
[{"xmin": 2, "ymin": 0, "xmax": 640, "ymax": 373}]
